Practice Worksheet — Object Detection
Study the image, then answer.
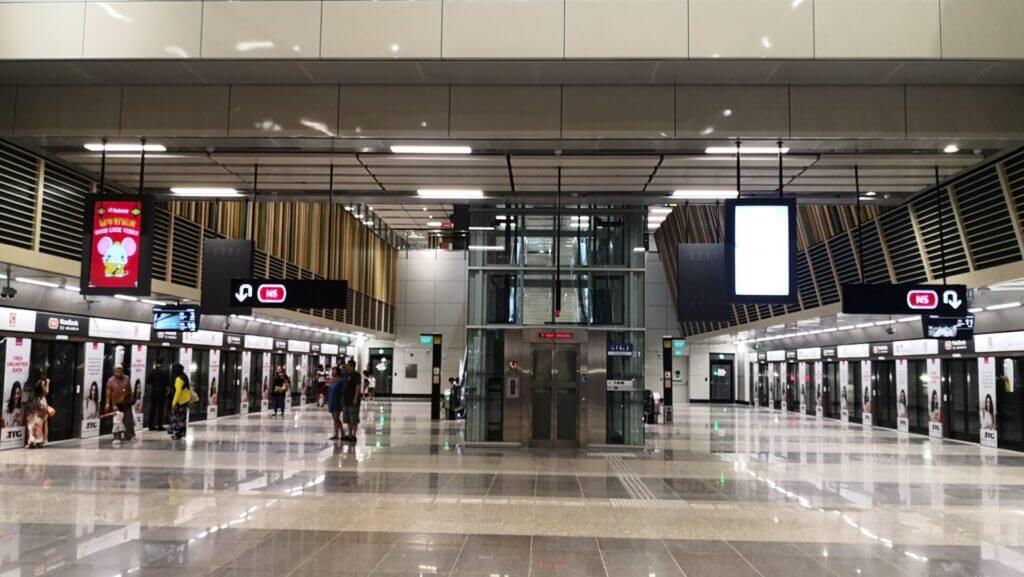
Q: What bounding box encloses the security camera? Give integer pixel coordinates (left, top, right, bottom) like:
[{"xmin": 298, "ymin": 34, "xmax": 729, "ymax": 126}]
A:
[
  {"xmin": 0, "ymin": 286, "xmax": 17, "ymax": 300},
  {"xmin": 885, "ymin": 326, "xmax": 895, "ymax": 336}
]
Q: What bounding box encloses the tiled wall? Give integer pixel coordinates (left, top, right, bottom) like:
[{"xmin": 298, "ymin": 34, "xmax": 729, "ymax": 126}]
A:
[
  {"xmin": 391, "ymin": 249, "xmax": 467, "ymax": 396},
  {"xmin": 1, "ymin": 0, "xmax": 1022, "ymax": 61},
  {"xmin": 4, "ymin": 84, "xmax": 1024, "ymax": 139}
]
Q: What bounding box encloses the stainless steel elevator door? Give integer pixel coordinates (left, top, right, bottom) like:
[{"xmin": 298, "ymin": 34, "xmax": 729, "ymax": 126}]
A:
[{"xmin": 531, "ymin": 344, "xmax": 579, "ymax": 447}]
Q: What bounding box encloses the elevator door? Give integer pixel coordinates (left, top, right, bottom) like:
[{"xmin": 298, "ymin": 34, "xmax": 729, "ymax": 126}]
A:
[{"xmin": 531, "ymin": 344, "xmax": 579, "ymax": 447}]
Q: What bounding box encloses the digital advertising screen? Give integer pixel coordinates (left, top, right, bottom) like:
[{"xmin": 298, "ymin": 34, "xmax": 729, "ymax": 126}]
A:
[
  {"xmin": 80, "ymin": 195, "xmax": 154, "ymax": 296},
  {"xmin": 725, "ymin": 198, "xmax": 797, "ymax": 304},
  {"xmin": 152, "ymin": 306, "xmax": 200, "ymax": 332}
]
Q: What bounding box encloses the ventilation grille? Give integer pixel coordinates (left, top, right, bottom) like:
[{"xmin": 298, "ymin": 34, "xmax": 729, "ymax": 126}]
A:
[
  {"xmin": 0, "ymin": 144, "xmax": 39, "ymax": 249},
  {"xmin": 809, "ymin": 244, "xmax": 838, "ymax": 305},
  {"xmin": 912, "ymin": 192, "xmax": 970, "ymax": 278},
  {"xmin": 153, "ymin": 208, "xmax": 171, "ymax": 281},
  {"xmin": 878, "ymin": 206, "xmax": 926, "ymax": 283},
  {"xmin": 252, "ymin": 249, "xmax": 269, "ymax": 278},
  {"xmin": 1007, "ymin": 153, "xmax": 1024, "ymax": 226},
  {"xmin": 796, "ymin": 254, "xmax": 818, "ymax": 309},
  {"xmin": 170, "ymin": 218, "xmax": 201, "ymax": 288},
  {"xmin": 955, "ymin": 168, "xmax": 1021, "ymax": 269},
  {"xmin": 757, "ymin": 304, "xmax": 771, "ymax": 320},
  {"xmin": 268, "ymin": 255, "xmax": 286, "ymax": 279},
  {"xmin": 857, "ymin": 222, "xmax": 890, "ymax": 283},
  {"xmin": 39, "ymin": 164, "xmax": 88, "ymax": 260},
  {"xmin": 828, "ymin": 234, "xmax": 860, "ymax": 287}
]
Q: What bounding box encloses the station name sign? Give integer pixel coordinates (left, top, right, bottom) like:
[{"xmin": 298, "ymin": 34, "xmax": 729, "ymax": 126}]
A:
[
  {"xmin": 538, "ymin": 331, "xmax": 573, "ymax": 340},
  {"xmin": 230, "ymin": 279, "xmax": 348, "ymax": 309},
  {"xmin": 841, "ymin": 283, "xmax": 967, "ymax": 316}
]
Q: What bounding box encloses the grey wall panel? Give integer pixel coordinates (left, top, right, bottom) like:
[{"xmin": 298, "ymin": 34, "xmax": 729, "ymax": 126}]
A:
[
  {"xmin": 906, "ymin": 86, "xmax": 1024, "ymax": 138},
  {"xmin": 228, "ymin": 85, "xmax": 340, "ymax": 137},
  {"xmin": 339, "ymin": 85, "xmax": 450, "ymax": 138},
  {"xmin": 562, "ymin": 85, "xmax": 675, "ymax": 139},
  {"xmin": 790, "ymin": 86, "xmax": 906, "ymax": 138},
  {"xmin": 450, "ymin": 86, "xmax": 561, "ymax": 139},
  {"xmin": 0, "ymin": 86, "xmax": 14, "ymax": 136},
  {"xmin": 121, "ymin": 85, "xmax": 230, "ymax": 137},
  {"xmin": 14, "ymin": 86, "xmax": 122, "ymax": 137},
  {"xmin": 676, "ymin": 85, "xmax": 788, "ymax": 138}
]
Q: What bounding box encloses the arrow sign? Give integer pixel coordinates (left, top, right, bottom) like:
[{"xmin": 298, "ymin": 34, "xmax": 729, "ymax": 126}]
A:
[
  {"xmin": 943, "ymin": 289, "xmax": 963, "ymax": 310},
  {"xmin": 229, "ymin": 279, "xmax": 348, "ymax": 310},
  {"xmin": 234, "ymin": 283, "xmax": 253, "ymax": 303},
  {"xmin": 842, "ymin": 283, "xmax": 968, "ymax": 316}
]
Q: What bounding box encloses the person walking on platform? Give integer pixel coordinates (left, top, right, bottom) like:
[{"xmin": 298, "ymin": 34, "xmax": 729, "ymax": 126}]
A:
[
  {"xmin": 168, "ymin": 363, "xmax": 191, "ymax": 440},
  {"xmin": 105, "ymin": 364, "xmax": 135, "ymax": 443},
  {"xmin": 272, "ymin": 366, "xmax": 290, "ymax": 418},
  {"xmin": 24, "ymin": 366, "xmax": 51, "ymax": 449},
  {"xmin": 341, "ymin": 360, "xmax": 362, "ymax": 442},
  {"xmin": 327, "ymin": 367, "xmax": 344, "ymax": 441},
  {"xmin": 147, "ymin": 357, "xmax": 169, "ymax": 431}
]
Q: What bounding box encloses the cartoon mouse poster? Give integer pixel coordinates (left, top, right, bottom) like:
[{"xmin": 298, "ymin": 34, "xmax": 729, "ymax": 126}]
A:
[{"xmin": 86, "ymin": 200, "xmax": 144, "ymax": 289}]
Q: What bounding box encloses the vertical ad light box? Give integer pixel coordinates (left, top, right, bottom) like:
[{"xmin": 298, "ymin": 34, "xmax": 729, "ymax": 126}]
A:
[{"xmin": 725, "ymin": 198, "xmax": 797, "ymax": 304}]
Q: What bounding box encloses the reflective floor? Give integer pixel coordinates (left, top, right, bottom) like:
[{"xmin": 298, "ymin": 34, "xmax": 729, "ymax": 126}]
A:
[{"xmin": 1, "ymin": 401, "xmax": 1023, "ymax": 576}]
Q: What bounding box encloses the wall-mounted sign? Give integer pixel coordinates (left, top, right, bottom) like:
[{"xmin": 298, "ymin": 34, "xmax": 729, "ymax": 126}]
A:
[
  {"xmin": 607, "ymin": 379, "xmax": 635, "ymax": 391},
  {"xmin": 941, "ymin": 339, "xmax": 973, "ymax": 353},
  {"xmin": 274, "ymin": 339, "xmax": 288, "ymax": 351},
  {"xmin": 505, "ymin": 376, "xmax": 520, "ymax": 399},
  {"xmin": 244, "ymin": 335, "xmax": 273, "ymax": 351},
  {"xmin": 1, "ymin": 337, "xmax": 30, "ymax": 450},
  {"xmin": 822, "ymin": 347, "xmax": 837, "ymax": 359},
  {"xmin": 893, "ymin": 339, "xmax": 939, "ymax": 357},
  {"xmin": 975, "ymin": 331, "xmax": 1024, "ymax": 353},
  {"xmin": 89, "ymin": 317, "xmax": 151, "ymax": 342},
  {"xmin": 80, "ymin": 195, "xmax": 153, "ymax": 296},
  {"xmin": 152, "ymin": 305, "xmax": 199, "ymax": 333},
  {"xmin": 841, "ymin": 283, "xmax": 967, "ymax": 316},
  {"xmin": 230, "ymin": 279, "xmax": 348, "ymax": 309},
  {"xmin": 181, "ymin": 329, "xmax": 224, "ymax": 348},
  {"xmin": 978, "ymin": 356, "xmax": 998, "ymax": 447},
  {"xmin": 923, "ymin": 314, "xmax": 975, "ymax": 340},
  {"xmin": 34, "ymin": 312, "xmax": 87, "ymax": 336},
  {"xmin": 672, "ymin": 339, "xmax": 687, "ymax": 357},
  {"xmin": 607, "ymin": 343, "xmax": 634, "ymax": 357},
  {"xmin": 321, "ymin": 343, "xmax": 339, "ymax": 356},
  {"xmin": 0, "ymin": 307, "xmax": 37, "ymax": 333},
  {"xmin": 796, "ymin": 347, "xmax": 821, "ymax": 360},
  {"xmin": 766, "ymin": 350, "xmax": 786, "ymax": 362},
  {"xmin": 785, "ymin": 351, "xmax": 797, "ymax": 361},
  {"xmin": 287, "ymin": 340, "xmax": 311, "ymax": 354},
  {"xmin": 225, "ymin": 334, "xmax": 244, "ymax": 347},
  {"xmin": 539, "ymin": 332, "xmax": 573, "ymax": 340},
  {"xmin": 837, "ymin": 343, "xmax": 870, "ymax": 359},
  {"xmin": 870, "ymin": 343, "xmax": 892, "ymax": 357}
]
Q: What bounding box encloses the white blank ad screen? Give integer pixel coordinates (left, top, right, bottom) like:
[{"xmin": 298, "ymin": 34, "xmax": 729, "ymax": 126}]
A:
[{"xmin": 734, "ymin": 204, "xmax": 791, "ymax": 296}]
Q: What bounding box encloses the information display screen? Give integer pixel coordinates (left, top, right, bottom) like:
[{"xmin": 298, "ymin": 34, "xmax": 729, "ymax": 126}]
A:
[
  {"xmin": 80, "ymin": 195, "xmax": 154, "ymax": 296},
  {"xmin": 152, "ymin": 306, "xmax": 200, "ymax": 332},
  {"xmin": 923, "ymin": 314, "xmax": 975, "ymax": 340},
  {"xmin": 725, "ymin": 198, "xmax": 797, "ymax": 303}
]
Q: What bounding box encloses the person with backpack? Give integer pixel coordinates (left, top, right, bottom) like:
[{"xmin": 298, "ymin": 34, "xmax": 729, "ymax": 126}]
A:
[{"xmin": 168, "ymin": 363, "xmax": 192, "ymax": 440}]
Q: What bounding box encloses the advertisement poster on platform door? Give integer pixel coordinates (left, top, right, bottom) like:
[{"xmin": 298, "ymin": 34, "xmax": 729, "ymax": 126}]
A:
[
  {"xmin": 839, "ymin": 360, "xmax": 849, "ymax": 422},
  {"xmin": 861, "ymin": 361, "xmax": 873, "ymax": 427},
  {"xmin": 207, "ymin": 350, "xmax": 220, "ymax": 420},
  {"xmin": 1, "ymin": 338, "xmax": 30, "ymax": 450},
  {"xmin": 798, "ymin": 363, "xmax": 807, "ymax": 413},
  {"xmin": 896, "ymin": 359, "xmax": 909, "ymax": 433},
  {"xmin": 285, "ymin": 354, "xmax": 294, "ymax": 409},
  {"xmin": 767, "ymin": 368, "xmax": 774, "ymax": 409},
  {"xmin": 82, "ymin": 342, "xmax": 105, "ymax": 438},
  {"xmin": 299, "ymin": 355, "xmax": 309, "ymax": 406},
  {"xmin": 979, "ymin": 356, "xmax": 998, "ymax": 447},
  {"xmin": 814, "ymin": 361, "xmax": 823, "ymax": 418},
  {"xmin": 752, "ymin": 363, "xmax": 760, "ymax": 407},
  {"xmin": 261, "ymin": 352, "xmax": 271, "ymax": 412},
  {"xmin": 927, "ymin": 358, "xmax": 942, "ymax": 438},
  {"xmin": 240, "ymin": 352, "xmax": 251, "ymax": 414},
  {"xmin": 130, "ymin": 345, "xmax": 147, "ymax": 433}
]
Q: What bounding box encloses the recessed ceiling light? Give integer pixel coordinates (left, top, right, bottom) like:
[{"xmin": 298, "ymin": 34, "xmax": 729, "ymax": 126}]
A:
[
  {"xmin": 84, "ymin": 143, "xmax": 166, "ymax": 152},
  {"xmin": 15, "ymin": 277, "xmax": 59, "ymax": 288},
  {"xmin": 426, "ymin": 221, "xmax": 443, "ymax": 227},
  {"xmin": 141, "ymin": 298, "xmax": 168, "ymax": 306},
  {"xmin": 985, "ymin": 302, "xmax": 1021, "ymax": 311},
  {"xmin": 114, "ymin": 294, "xmax": 138, "ymax": 302},
  {"xmin": 671, "ymin": 190, "xmax": 739, "ymax": 199},
  {"xmin": 468, "ymin": 226, "xmax": 494, "ymax": 231},
  {"xmin": 390, "ymin": 145, "xmax": 472, "ymax": 155},
  {"xmin": 649, "ymin": 207, "xmax": 673, "ymax": 214},
  {"xmin": 865, "ymin": 191, "xmax": 877, "ymax": 196},
  {"xmin": 170, "ymin": 187, "xmax": 241, "ymax": 198},
  {"xmin": 705, "ymin": 146, "xmax": 789, "ymax": 155},
  {"xmin": 417, "ymin": 189, "xmax": 484, "ymax": 199},
  {"xmin": 943, "ymin": 144, "xmax": 960, "ymax": 154}
]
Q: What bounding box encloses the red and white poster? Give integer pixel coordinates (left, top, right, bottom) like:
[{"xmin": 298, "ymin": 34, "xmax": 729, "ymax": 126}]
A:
[
  {"xmin": 927, "ymin": 358, "xmax": 942, "ymax": 438},
  {"xmin": 82, "ymin": 198, "xmax": 149, "ymax": 293},
  {"xmin": 130, "ymin": 345, "xmax": 147, "ymax": 433},
  {"xmin": 261, "ymin": 352, "xmax": 271, "ymax": 412},
  {"xmin": 896, "ymin": 359, "xmax": 909, "ymax": 433},
  {"xmin": 979, "ymin": 356, "xmax": 998, "ymax": 447},
  {"xmin": 839, "ymin": 360, "xmax": 849, "ymax": 422},
  {"xmin": 285, "ymin": 354, "xmax": 294, "ymax": 410},
  {"xmin": 82, "ymin": 342, "xmax": 105, "ymax": 439},
  {"xmin": 299, "ymin": 355, "xmax": 309, "ymax": 405},
  {"xmin": 814, "ymin": 361, "xmax": 823, "ymax": 418},
  {"xmin": 1, "ymin": 338, "xmax": 31, "ymax": 450},
  {"xmin": 207, "ymin": 349, "xmax": 220, "ymax": 420},
  {"xmin": 861, "ymin": 361, "xmax": 873, "ymax": 427},
  {"xmin": 240, "ymin": 351, "xmax": 252, "ymax": 414},
  {"xmin": 798, "ymin": 363, "xmax": 807, "ymax": 413}
]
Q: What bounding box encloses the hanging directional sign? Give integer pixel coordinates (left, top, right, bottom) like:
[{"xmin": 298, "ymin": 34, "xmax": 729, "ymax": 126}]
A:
[
  {"xmin": 841, "ymin": 283, "xmax": 967, "ymax": 316},
  {"xmin": 230, "ymin": 279, "xmax": 348, "ymax": 309}
]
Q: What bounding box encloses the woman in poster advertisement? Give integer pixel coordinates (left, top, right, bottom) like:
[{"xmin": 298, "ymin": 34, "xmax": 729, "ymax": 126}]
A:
[
  {"xmin": 262, "ymin": 377, "xmax": 269, "ymax": 401},
  {"xmin": 930, "ymin": 390, "xmax": 942, "ymax": 423},
  {"xmin": 841, "ymin": 386, "xmax": 848, "ymax": 412},
  {"xmin": 241, "ymin": 378, "xmax": 249, "ymax": 406},
  {"xmin": 132, "ymin": 379, "xmax": 143, "ymax": 417},
  {"xmin": 24, "ymin": 366, "xmax": 52, "ymax": 448},
  {"xmin": 981, "ymin": 394, "xmax": 996, "ymax": 430},
  {"xmin": 85, "ymin": 382, "xmax": 99, "ymax": 420},
  {"xmin": 209, "ymin": 378, "xmax": 218, "ymax": 407},
  {"xmin": 898, "ymin": 389, "xmax": 908, "ymax": 419},
  {"xmin": 863, "ymin": 386, "xmax": 872, "ymax": 414},
  {"xmin": 3, "ymin": 382, "xmax": 23, "ymax": 429}
]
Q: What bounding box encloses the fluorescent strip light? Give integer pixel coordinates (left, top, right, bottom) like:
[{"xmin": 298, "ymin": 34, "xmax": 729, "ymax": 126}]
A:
[
  {"xmin": 468, "ymin": 226, "xmax": 494, "ymax": 231},
  {"xmin": 85, "ymin": 143, "xmax": 166, "ymax": 153},
  {"xmin": 649, "ymin": 207, "xmax": 673, "ymax": 215},
  {"xmin": 985, "ymin": 302, "xmax": 1021, "ymax": 311},
  {"xmin": 968, "ymin": 307, "xmax": 983, "ymax": 313},
  {"xmin": 390, "ymin": 145, "xmax": 472, "ymax": 155},
  {"xmin": 897, "ymin": 316, "xmax": 918, "ymax": 323},
  {"xmin": 876, "ymin": 320, "xmax": 896, "ymax": 326},
  {"xmin": 822, "ymin": 327, "xmax": 837, "ymax": 333},
  {"xmin": 467, "ymin": 245, "xmax": 504, "ymax": 251},
  {"xmin": 855, "ymin": 322, "xmax": 875, "ymax": 329},
  {"xmin": 648, "ymin": 223, "xmax": 662, "ymax": 230},
  {"xmin": 417, "ymin": 189, "xmax": 484, "ymax": 199},
  {"xmin": 671, "ymin": 190, "xmax": 739, "ymax": 199},
  {"xmin": 426, "ymin": 221, "xmax": 443, "ymax": 227},
  {"xmin": 706, "ymin": 146, "xmax": 790, "ymax": 155},
  {"xmin": 114, "ymin": 294, "xmax": 138, "ymax": 302},
  {"xmin": 64, "ymin": 285, "xmax": 80, "ymax": 293},
  {"xmin": 171, "ymin": 187, "xmax": 241, "ymax": 198},
  {"xmin": 633, "ymin": 247, "xmax": 646, "ymax": 253},
  {"xmin": 15, "ymin": 277, "xmax": 59, "ymax": 288},
  {"xmin": 141, "ymin": 299, "xmax": 168, "ymax": 306}
]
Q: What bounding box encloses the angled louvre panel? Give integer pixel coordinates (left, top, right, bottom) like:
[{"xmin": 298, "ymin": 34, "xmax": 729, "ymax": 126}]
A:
[
  {"xmin": 954, "ymin": 166, "xmax": 1022, "ymax": 269},
  {"xmin": 797, "ymin": 251, "xmax": 818, "ymax": 309},
  {"xmin": 771, "ymin": 304, "xmax": 786, "ymax": 317},
  {"xmin": 878, "ymin": 207, "xmax": 926, "ymax": 283},
  {"xmin": 809, "ymin": 244, "xmax": 838, "ymax": 305},
  {"xmin": 828, "ymin": 234, "xmax": 860, "ymax": 288},
  {"xmin": 252, "ymin": 250, "xmax": 269, "ymax": 278},
  {"xmin": 39, "ymin": 165, "xmax": 88, "ymax": 260},
  {"xmin": 857, "ymin": 222, "xmax": 889, "ymax": 283},
  {"xmin": 757, "ymin": 304, "xmax": 772, "ymax": 320},
  {"xmin": 911, "ymin": 192, "xmax": 969, "ymax": 277},
  {"xmin": 729, "ymin": 306, "xmax": 739, "ymax": 326},
  {"xmin": 268, "ymin": 255, "xmax": 286, "ymax": 279},
  {"xmin": 170, "ymin": 218, "xmax": 201, "ymax": 288},
  {"xmin": 153, "ymin": 209, "xmax": 171, "ymax": 281},
  {"xmin": 745, "ymin": 304, "xmax": 758, "ymax": 322},
  {"xmin": 785, "ymin": 302, "xmax": 802, "ymax": 315},
  {"xmin": 0, "ymin": 143, "xmax": 39, "ymax": 249},
  {"xmin": 1006, "ymin": 152, "xmax": 1024, "ymax": 223}
]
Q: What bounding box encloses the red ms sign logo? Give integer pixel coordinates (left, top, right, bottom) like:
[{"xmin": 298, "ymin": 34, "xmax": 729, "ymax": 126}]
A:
[
  {"xmin": 257, "ymin": 284, "xmax": 288, "ymax": 304},
  {"xmin": 906, "ymin": 289, "xmax": 938, "ymax": 310}
]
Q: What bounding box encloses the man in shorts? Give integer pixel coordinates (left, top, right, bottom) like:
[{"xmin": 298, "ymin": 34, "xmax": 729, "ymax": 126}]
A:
[{"xmin": 341, "ymin": 360, "xmax": 362, "ymax": 442}]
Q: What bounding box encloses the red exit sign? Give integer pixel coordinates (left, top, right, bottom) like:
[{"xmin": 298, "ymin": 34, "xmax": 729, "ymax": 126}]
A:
[{"xmin": 539, "ymin": 332, "xmax": 573, "ymax": 340}]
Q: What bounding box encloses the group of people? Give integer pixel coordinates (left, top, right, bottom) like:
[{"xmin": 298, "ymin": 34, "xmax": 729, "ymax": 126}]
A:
[{"xmin": 326, "ymin": 360, "xmax": 365, "ymax": 442}]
